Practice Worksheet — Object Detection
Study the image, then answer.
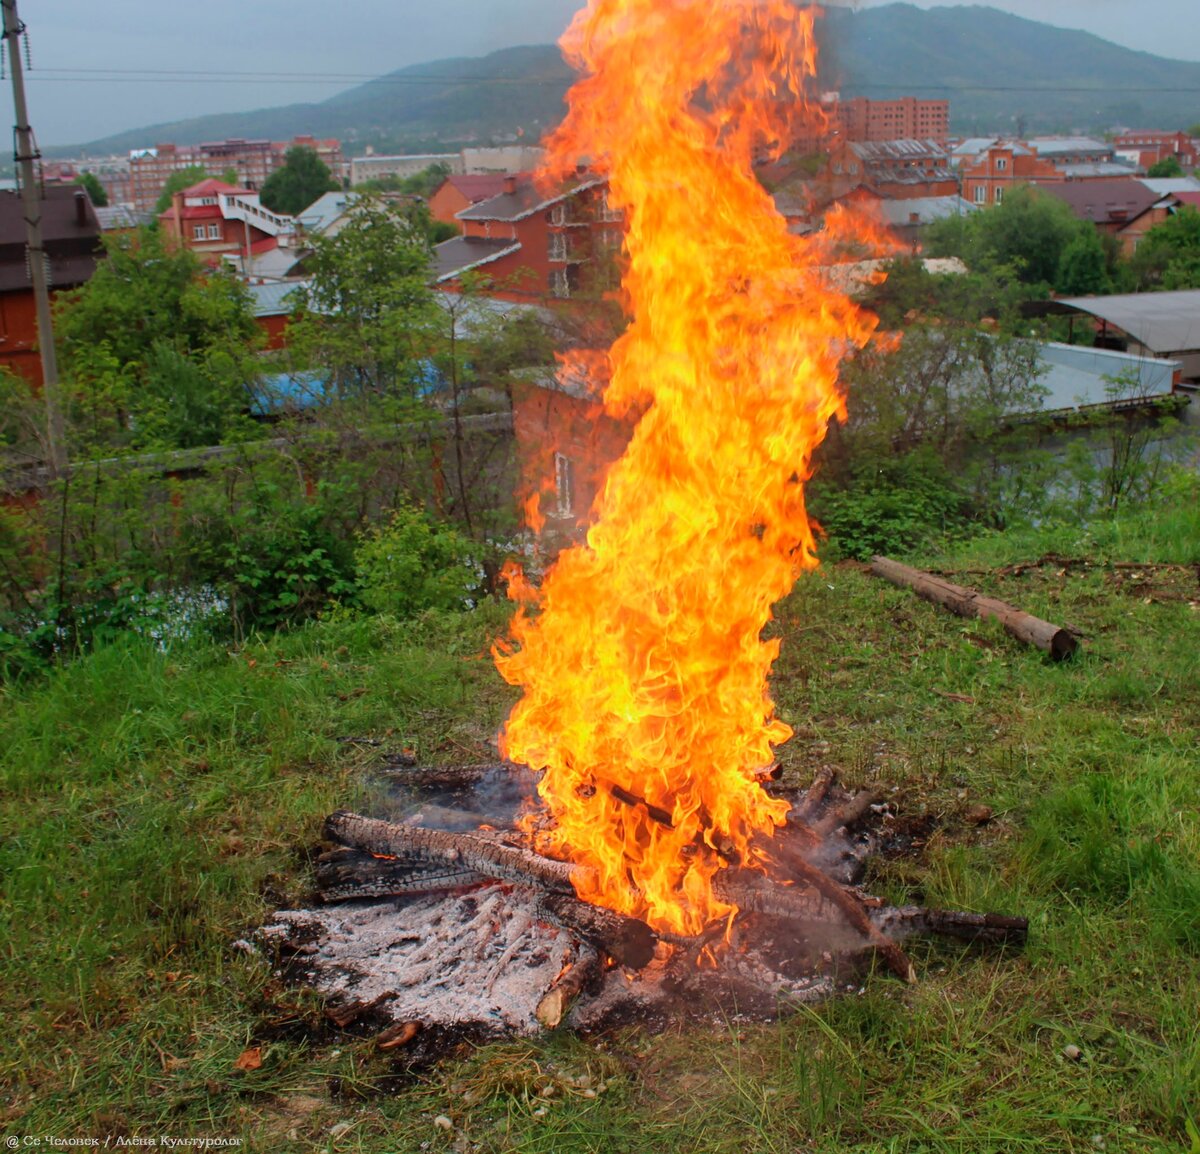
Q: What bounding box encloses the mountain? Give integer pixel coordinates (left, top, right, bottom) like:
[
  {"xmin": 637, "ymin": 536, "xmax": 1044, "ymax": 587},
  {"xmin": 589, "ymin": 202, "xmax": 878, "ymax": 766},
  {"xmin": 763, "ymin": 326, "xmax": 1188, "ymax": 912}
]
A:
[
  {"xmin": 66, "ymin": 6, "xmax": 1200, "ymax": 156},
  {"xmin": 819, "ymin": 4, "xmax": 1200, "ymax": 135},
  {"xmin": 67, "ymin": 45, "xmax": 576, "ymax": 157}
]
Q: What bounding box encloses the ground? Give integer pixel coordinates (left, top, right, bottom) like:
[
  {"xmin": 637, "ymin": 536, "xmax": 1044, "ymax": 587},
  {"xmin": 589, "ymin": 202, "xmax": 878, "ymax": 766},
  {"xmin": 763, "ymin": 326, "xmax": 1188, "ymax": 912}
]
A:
[{"xmin": 1, "ymin": 501, "xmax": 1197, "ymax": 1153}]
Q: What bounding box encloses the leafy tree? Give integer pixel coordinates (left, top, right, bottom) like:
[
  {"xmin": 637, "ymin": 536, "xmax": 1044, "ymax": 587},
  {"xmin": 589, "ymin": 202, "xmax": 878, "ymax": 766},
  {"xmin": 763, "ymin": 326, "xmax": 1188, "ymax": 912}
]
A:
[
  {"xmin": 1056, "ymin": 227, "xmax": 1111, "ymax": 295},
  {"xmin": 1146, "ymin": 155, "xmax": 1184, "ymax": 178},
  {"xmin": 54, "ymin": 227, "xmax": 260, "ymax": 450},
  {"xmin": 75, "ymin": 172, "xmax": 108, "ymax": 207},
  {"xmin": 925, "ymin": 185, "xmax": 1086, "ymax": 288},
  {"xmin": 154, "ymin": 165, "xmax": 212, "ymax": 215},
  {"xmin": 259, "ymin": 146, "xmax": 339, "ymax": 216},
  {"xmin": 282, "ymin": 196, "xmax": 437, "ymax": 399},
  {"xmin": 1129, "ymin": 205, "xmax": 1200, "ymax": 290}
]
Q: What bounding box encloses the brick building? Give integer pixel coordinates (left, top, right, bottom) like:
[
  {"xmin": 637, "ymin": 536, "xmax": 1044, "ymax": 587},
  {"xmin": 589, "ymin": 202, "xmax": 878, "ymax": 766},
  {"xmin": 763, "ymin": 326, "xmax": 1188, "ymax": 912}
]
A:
[
  {"xmin": 833, "ymin": 97, "xmax": 950, "ymax": 145},
  {"xmin": 830, "ymin": 139, "xmax": 958, "ymax": 199},
  {"xmin": 1113, "ymin": 131, "xmax": 1199, "ymax": 172},
  {"xmin": 128, "ymin": 136, "xmax": 344, "ymax": 213},
  {"xmin": 433, "ymin": 174, "xmax": 623, "ymax": 303},
  {"xmin": 429, "ymin": 174, "xmax": 521, "ymax": 231},
  {"xmin": 0, "ymin": 186, "xmax": 102, "ymax": 386},
  {"xmin": 959, "ymin": 141, "xmax": 1064, "ymax": 206}
]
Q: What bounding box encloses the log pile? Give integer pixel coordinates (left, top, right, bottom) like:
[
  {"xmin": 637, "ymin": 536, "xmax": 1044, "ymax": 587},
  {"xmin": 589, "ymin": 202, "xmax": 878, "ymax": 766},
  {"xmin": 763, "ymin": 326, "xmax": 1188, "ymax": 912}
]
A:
[{"xmin": 252, "ymin": 763, "xmax": 1026, "ymax": 1058}]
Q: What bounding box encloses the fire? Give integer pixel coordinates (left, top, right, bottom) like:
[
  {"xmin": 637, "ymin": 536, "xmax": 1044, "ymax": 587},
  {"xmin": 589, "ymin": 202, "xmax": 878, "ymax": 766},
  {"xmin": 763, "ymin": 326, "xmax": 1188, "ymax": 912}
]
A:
[{"xmin": 494, "ymin": 0, "xmax": 880, "ymax": 935}]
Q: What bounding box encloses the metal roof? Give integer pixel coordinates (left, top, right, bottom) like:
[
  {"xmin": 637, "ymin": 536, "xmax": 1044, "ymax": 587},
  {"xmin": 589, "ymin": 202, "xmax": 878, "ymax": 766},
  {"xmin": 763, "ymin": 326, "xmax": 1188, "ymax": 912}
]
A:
[
  {"xmin": 848, "ymin": 139, "xmax": 948, "ymax": 161},
  {"xmin": 456, "ymin": 177, "xmax": 605, "ymax": 223},
  {"xmin": 1028, "ymin": 136, "xmax": 1112, "ymax": 157},
  {"xmin": 432, "ymin": 235, "xmax": 521, "ymax": 282},
  {"xmin": 1137, "ymin": 177, "xmax": 1200, "ymax": 196},
  {"xmin": 876, "ymin": 196, "xmax": 977, "ymax": 226},
  {"xmin": 1035, "ymin": 342, "xmax": 1180, "ymax": 412},
  {"xmin": 247, "ymin": 280, "xmax": 305, "ymax": 317},
  {"xmin": 1055, "ymin": 290, "xmax": 1200, "ymax": 354}
]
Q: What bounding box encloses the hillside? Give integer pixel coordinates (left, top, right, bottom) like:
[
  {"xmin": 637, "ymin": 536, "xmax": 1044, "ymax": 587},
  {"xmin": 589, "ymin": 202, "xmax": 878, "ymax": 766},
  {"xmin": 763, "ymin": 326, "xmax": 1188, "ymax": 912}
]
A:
[{"xmin": 67, "ymin": 4, "xmax": 1200, "ymax": 154}]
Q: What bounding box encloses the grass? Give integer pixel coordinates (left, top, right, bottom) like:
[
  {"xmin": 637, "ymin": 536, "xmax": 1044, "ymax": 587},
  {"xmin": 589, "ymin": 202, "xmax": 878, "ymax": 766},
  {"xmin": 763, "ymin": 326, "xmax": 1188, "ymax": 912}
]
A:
[{"xmin": 1, "ymin": 500, "xmax": 1198, "ymax": 1152}]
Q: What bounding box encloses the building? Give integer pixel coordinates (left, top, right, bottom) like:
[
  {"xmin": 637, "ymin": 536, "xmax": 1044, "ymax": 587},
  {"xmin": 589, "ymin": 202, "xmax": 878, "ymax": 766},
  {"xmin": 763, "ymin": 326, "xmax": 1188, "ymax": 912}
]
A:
[
  {"xmin": 434, "ymin": 173, "xmax": 623, "ymax": 303},
  {"xmin": 429, "ymin": 174, "xmax": 521, "ymax": 230},
  {"xmin": 1037, "ymin": 179, "xmax": 1161, "ymax": 246},
  {"xmin": 158, "ymin": 178, "xmax": 295, "ymax": 264},
  {"xmin": 875, "ymin": 195, "xmax": 978, "ymax": 247},
  {"xmin": 128, "ymin": 136, "xmax": 344, "ymax": 213},
  {"xmin": 959, "ymin": 141, "xmax": 1063, "ymax": 207},
  {"xmin": 349, "ymin": 153, "xmax": 462, "ymax": 187},
  {"xmin": 831, "ymin": 139, "xmax": 958, "ymax": 199},
  {"xmin": 0, "ymin": 186, "xmax": 102, "ymax": 386},
  {"xmin": 832, "ymin": 97, "xmax": 950, "ymax": 145},
  {"xmin": 1113, "ymin": 131, "xmax": 1199, "ymax": 172}
]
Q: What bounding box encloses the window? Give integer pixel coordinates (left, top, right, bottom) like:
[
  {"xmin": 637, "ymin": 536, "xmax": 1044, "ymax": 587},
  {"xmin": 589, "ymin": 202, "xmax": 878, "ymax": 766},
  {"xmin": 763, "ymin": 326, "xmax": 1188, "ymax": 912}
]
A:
[
  {"xmin": 973, "ymin": 185, "xmax": 986, "ymax": 204},
  {"xmin": 597, "ymin": 188, "xmax": 621, "ymax": 222},
  {"xmin": 554, "ymin": 453, "xmax": 574, "ymax": 518},
  {"xmin": 550, "ymin": 202, "xmax": 569, "ymax": 226},
  {"xmin": 550, "ymin": 268, "xmax": 571, "ymax": 299},
  {"xmin": 207, "ymin": 223, "xmax": 221, "ymax": 239},
  {"xmin": 548, "ymin": 232, "xmax": 568, "ymax": 262},
  {"xmin": 994, "ymin": 186, "xmax": 1004, "ymax": 205},
  {"xmin": 192, "ymin": 225, "xmax": 206, "ymax": 240},
  {"xmin": 995, "ymin": 157, "xmax": 1008, "ymax": 171}
]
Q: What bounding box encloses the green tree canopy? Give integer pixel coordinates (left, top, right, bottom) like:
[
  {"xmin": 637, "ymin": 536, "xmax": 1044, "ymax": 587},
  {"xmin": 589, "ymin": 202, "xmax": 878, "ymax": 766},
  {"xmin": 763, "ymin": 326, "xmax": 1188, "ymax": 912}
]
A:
[
  {"xmin": 75, "ymin": 172, "xmax": 108, "ymax": 207},
  {"xmin": 282, "ymin": 197, "xmax": 437, "ymax": 399},
  {"xmin": 925, "ymin": 185, "xmax": 1088, "ymax": 289},
  {"xmin": 1130, "ymin": 204, "xmax": 1200, "ymax": 290},
  {"xmin": 1146, "ymin": 155, "xmax": 1184, "ymax": 178},
  {"xmin": 1056, "ymin": 227, "xmax": 1111, "ymax": 296},
  {"xmin": 154, "ymin": 165, "xmax": 213, "ymax": 215},
  {"xmin": 55, "ymin": 227, "xmax": 260, "ymax": 450},
  {"xmin": 258, "ymin": 147, "xmax": 340, "ymax": 217}
]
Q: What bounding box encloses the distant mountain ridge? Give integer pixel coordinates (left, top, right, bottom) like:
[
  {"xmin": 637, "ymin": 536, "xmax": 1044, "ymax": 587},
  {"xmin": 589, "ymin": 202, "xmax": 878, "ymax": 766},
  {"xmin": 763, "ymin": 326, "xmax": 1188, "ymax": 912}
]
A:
[{"xmin": 65, "ymin": 5, "xmax": 1200, "ymax": 156}]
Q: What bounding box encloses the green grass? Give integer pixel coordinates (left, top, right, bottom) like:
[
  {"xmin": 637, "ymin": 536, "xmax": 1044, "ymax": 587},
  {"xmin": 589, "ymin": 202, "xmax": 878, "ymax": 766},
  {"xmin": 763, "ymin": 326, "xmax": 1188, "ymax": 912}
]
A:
[{"xmin": 1, "ymin": 502, "xmax": 1198, "ymax": 1152}]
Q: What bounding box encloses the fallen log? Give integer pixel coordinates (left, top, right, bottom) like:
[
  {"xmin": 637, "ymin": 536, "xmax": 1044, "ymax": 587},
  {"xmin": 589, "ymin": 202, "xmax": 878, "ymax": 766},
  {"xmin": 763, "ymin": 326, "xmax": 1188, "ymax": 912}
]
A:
[
  {"xmin": 316, "ymin": 846, "xmax": 487, "ymax": 902},
  {"xmin": 536, "ymin": 947, "xmax": 601, "ymax": 1029},
  {"xmin": 324, "ymin": 811, "xmax": 580, "ymax": 892},
  {"xmin": 870, "ymin": 555, "xmax": 1079, "ymax": 661}
]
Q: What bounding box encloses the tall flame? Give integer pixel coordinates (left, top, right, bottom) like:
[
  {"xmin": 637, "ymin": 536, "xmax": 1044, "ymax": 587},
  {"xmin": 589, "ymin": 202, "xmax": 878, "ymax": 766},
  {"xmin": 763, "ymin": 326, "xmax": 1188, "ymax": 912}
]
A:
[{"xmin": 494, "ymin": 0, "xmax": 880, "ymax": 936}]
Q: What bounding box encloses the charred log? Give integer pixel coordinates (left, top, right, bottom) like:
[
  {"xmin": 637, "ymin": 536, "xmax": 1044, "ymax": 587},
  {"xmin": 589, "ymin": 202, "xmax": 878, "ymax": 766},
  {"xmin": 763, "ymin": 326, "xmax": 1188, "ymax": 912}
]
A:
[{"xmin": 536, "ymin": 891, "xmax": 658, "ymax": 970}]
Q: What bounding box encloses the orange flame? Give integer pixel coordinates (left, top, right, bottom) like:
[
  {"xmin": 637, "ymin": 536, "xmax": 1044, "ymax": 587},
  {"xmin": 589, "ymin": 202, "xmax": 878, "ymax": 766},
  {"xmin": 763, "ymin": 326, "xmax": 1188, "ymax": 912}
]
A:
[{"xmin": 494, "ymin": 0, "xmax": 880, "ymax": 935}]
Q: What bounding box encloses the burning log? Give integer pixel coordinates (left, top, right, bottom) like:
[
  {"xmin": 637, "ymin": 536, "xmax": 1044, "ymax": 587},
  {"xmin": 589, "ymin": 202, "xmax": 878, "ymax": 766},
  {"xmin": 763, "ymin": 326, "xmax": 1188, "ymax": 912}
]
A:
[
  {"xmin": 537, "ymin": 892, "xmax": 657, "ymax": 970},
  {"xmin": 315, "ymin": 846, "xmax": 485, "ymax": 902},
  {"xmin": 375, "ymin": 761, "xmax": 528, "ymax": 790},
  {"xmin": 870, "ymin": 556, "xmax": 1079, "ymax": 661},
  {"xmin": 536, "ymin": 947, "xmax": 601, "ymax": 1030}
]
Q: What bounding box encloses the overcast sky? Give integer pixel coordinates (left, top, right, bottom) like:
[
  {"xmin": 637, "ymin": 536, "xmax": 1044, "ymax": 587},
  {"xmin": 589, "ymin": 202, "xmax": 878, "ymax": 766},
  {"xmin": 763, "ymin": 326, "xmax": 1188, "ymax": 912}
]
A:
[{"xmin": 8, "ymin": 0, "xmax": 1199, "ymax": 147}]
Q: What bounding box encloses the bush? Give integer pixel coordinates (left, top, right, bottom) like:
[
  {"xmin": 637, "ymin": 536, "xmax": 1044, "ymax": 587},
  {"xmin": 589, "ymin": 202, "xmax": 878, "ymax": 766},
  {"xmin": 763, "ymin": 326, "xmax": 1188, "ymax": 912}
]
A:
[
  {"xmin": 809, "ymin": 452, "xmax": 978, "ymax": 560},
  {"xmin": 354, "ymin": 503, "xmax": 479, "ymax": 619}
]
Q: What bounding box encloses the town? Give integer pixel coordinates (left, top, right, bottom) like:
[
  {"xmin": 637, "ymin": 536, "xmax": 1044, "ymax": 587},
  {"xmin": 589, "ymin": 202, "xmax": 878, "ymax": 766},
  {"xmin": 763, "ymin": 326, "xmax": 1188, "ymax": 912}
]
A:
[{"xmin": 1, "ymin": 1, "xmax": 1197, "ymax": 1151}]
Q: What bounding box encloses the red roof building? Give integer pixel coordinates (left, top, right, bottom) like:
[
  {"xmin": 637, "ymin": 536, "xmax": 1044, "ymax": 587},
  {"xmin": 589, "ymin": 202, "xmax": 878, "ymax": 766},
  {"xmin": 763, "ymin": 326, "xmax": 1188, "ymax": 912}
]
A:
[
  {"xmin": 429, "ymin": 174, "xmax": 524, "ymax": 231},
  {"xmin": 433, "ymin": 174, "xmax": 623, "ymax": 304},
  {"xmin": 959, "ymin": 141, "xmax": 1064, "ymax": 207},
  {"xmin": 158, "ymin": 178, "xmax": 295, "ymax": 265}
]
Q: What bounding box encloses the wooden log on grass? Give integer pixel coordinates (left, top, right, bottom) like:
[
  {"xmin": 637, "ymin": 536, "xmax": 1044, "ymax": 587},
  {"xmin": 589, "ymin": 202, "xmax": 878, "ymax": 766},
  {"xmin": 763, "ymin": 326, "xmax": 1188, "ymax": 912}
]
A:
[{"xmin": 870, "ymin": 556, "xmax": 1079, "ymax": 661}]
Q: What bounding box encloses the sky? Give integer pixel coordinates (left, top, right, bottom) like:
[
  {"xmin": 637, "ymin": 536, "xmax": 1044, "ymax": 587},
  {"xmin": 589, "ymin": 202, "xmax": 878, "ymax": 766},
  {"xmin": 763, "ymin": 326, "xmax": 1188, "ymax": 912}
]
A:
[{"xmin": 7, "ymin": 0, "xmax": 1199, "ymax": 147}]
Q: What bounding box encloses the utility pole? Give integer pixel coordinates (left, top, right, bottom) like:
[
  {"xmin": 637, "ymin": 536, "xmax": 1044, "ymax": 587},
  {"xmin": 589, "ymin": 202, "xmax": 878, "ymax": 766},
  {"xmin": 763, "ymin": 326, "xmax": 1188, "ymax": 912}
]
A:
[{"xmin": 2, "ymin": 0, "xmax": 67, "ymax": 475}]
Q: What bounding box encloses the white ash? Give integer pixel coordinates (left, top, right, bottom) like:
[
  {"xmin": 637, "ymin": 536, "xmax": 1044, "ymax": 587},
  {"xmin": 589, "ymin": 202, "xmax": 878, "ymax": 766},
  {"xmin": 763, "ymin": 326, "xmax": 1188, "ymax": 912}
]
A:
[{"xmin": 258, "ymin": 884, "xmax": 577, "ymax": 1037}]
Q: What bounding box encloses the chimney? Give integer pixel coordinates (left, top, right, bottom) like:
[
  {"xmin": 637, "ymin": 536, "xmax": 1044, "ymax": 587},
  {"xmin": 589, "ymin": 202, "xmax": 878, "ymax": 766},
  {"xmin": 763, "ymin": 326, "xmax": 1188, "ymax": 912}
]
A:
[
  {"xmin": 74, "ymin": 189, "xmax": 89, "ymax": 226},
  {"xmin": 503, "ymin": 175, "xmax": 517, "ymax": 195}
]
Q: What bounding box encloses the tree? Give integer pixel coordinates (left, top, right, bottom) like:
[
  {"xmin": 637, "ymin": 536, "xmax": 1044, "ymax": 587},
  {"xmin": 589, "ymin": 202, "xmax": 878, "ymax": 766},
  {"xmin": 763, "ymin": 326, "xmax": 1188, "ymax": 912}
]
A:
[
  {"xmin": 1056, "ymin": 228, "xmax": 1111, "ymax": 295},
  {"xmin": 259, "ymin": 146, "xmax": 339, "ymax": 216},
  {"xmin": 154, "ymin": 165, "xmax": 213, "ymax": 215},
  {"xmin": 1146, "ymin": 155, "xmax": 1184, "ymax": 178},
  {"xmin": 925, "ymin": 185, "xmax": 1086, "ymax": 288},
  {"xmin": 75, "ymin": 172, "xmax": 108, "ymax": 207},
  {"xmin": 357, "ymin": 162, "xmax": 452, "ymax": 200},
  {"xmin": 54, "ymin": 226, "xmax": 260, "ymax": 450},
  {"xmin": 282, "ymin": 196, "xmax": 438, "ymax": 399},
  {"xmin": 1129, "ymin": 205, "xmax": 1200, "ymax": 290}
]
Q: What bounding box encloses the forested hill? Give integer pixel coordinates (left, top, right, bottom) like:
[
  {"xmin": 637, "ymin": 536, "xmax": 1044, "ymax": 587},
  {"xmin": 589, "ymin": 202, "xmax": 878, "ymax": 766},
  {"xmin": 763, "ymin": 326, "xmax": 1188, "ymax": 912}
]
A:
[{"xmin": 68, "ymin": 5, "xmax": 1200, "ymax": 155}]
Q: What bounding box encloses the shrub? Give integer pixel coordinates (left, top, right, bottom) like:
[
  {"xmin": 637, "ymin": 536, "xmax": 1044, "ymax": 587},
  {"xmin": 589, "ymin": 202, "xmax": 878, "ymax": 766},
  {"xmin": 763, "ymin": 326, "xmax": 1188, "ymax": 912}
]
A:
[{"xmin": 354, "ymin": 503, "xmax": 479, "ymax": 619}]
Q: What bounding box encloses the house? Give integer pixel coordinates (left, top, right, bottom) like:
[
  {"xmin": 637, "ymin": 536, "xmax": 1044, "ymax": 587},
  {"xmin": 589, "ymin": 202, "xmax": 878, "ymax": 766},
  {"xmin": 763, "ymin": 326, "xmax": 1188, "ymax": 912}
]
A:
[
  {"xmin": 959, "ymin": 141, "xmax": 1063, "ymax": 207},
  {"xmin": 429, "ymin": 174, "xmax": 522, "ymax": 231},
  {"xmin": 0, "ymin": 186, "xmax": 102, "ymax": 386},
  {"xmin": 875, "ymin": 196, "xmax": 977, "ymax": 247},
  {"xmin": 828, "ymin": 139, "xmax": 959, "ymax": 200},
  {"xmin": 1113, "ymin": 131, "xmax": 1199, "ymax": 172},
  {"xmin": 434, "ymin": 173, "xmax": 623, "ymax": 303},
  {"xmin": 1037, "ymin": 179, "xmax": 1162, "ymax": 251},
  {"xmin": 158, "ymin": 178, "xmax": 295, "ymax": 265}
]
